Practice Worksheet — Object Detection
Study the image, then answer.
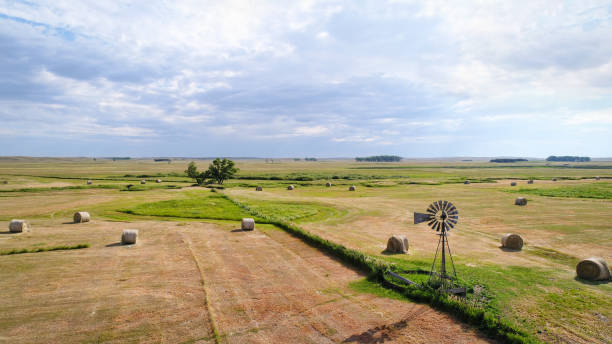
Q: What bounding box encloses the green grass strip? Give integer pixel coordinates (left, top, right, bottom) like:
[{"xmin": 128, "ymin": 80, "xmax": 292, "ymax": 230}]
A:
[
  {"xmin": 220, "ymin": 192, "xmax": 539, "ymax": 344},
  {"xmin": 0, "ymin": 243, "xmax": 90, "ymax": 255}
]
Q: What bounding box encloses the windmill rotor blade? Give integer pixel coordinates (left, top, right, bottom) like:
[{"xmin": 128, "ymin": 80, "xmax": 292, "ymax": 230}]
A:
[
  {"xmin": 448, "ymin": 219, "xmax": 458, "ymax": 225},
  {"xmin": 448, "ymin": 210, "xmax": 458, "ymax": 216},
  {"xmin": 427, "ymin": 205, "xmax": 437, "ymax": 213},
  {"xmin": 447, "ymin": 221, "xmax": 455, "ymax": 229},
  {"xmin": 430, "ymin": 202, "xmax": 440, "ymax": 212},
  {"xmin": 427, "ymin": 219, "xmax": 437, "ymax": 227},
  {"xmin": 437, "ymin": 200, "xmax": 444, "ymax": 209},
  {"xmin": 414, "ymin": 212, "xmax": 432, "ymax": 224},
  {"xmin": 442, "ymin": 200, "xmax": 449, "ymax": 210}
]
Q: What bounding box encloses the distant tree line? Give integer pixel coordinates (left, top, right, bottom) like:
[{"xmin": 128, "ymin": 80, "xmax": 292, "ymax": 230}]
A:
[
  {"xmin": 490, "ymin": 158, "xmax": 528, "ymax": 163},
  {"xmin": 546, "ymin": 156, "xmax": 591, "ymax": 162},
  {"xmin": 304, "ymin": 157, "xmax": 317, "ymax": 161},
  {"xmin": 355, "ymin": 155, "xmax": 402, "ymax": 162}
]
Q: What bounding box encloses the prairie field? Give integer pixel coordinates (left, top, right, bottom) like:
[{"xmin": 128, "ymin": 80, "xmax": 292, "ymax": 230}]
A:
[{"xmin": 0, "ymin": 158, "xmax": 611, "ymax": 344}]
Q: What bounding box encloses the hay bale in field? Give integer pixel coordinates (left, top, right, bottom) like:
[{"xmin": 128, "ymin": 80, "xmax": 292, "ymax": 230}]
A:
[
  {"xmin": 510, "ymin": 181, "xmax": 517, "ymax": 186},
  {"xmin": 73, "ymin": 211, "xmax": 90, "ymax": 223},
  {"xmin": 349, "ymin": 185, "xmax": 356, "ymax": 191},
  {"xmin": 464, "ymin": 180, "xmax": 470, "ymax": 184},
  {"xmin": 527, "ymin": 180, "xmax": 534, "ymax": 184},
  {"xmin": 325, "ymin": 182, "xmax": 332, "ymax": 187},
  {"xmin": 595, "ymin": 176, "xmax": 600, "ymax": 180},
  {"xmin": 9, "ymin": 219, "xmax": 30, "ymax": 233},
  {"xmin": 140, "ymin": 180, "xmax": 146, "ymax": 184},
  {"xmin": 287, "ymin": 185, "xmax": 294, "ymax": 190},
  {"xmin": 552, "ymin": 178, "xmax": 557, "ymax": 182},
  {"xmin": 156, "ymin": 179, "xmax": 162, "ymax": 183},
  {"xmin": 576, "ymin": 257, "xmax": 611, "ymax": 281},
  {"xmin": 501, "ymin": 233, "xmax": 523, "ymax": 250},
  {"xmin": 87, "ymin": 180, "xmax": 92, "ymax": 185},
  {"xmin": 514, "ymin": 197, "xmax": 527, "ymax": 206},
  {"xmin": 241, "ymin": 218, "xmax": 255, "ymax": 231},
  {"xmin": 386, "ymin": 235, "xmax": 409, "ymax": 254},
  {"xmin": 121, "ymin": 229, "xmax": 138, "ymax": 245},
  {"xmin": 256, "ymin": 186, "xmax": 263, "ymax": 191}
]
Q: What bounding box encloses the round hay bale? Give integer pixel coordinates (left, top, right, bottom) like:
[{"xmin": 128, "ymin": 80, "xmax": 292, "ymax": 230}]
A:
[
  {"xmin": 140, "ymin": 180, "xmax": 146, "ymax": 184},
  {"xmin": 595, "ymin": 176, "xmax": 600, "ymax": 180},
  {"xmin": 156, "ymin": 179, "xmax": 162, "ymax": 183},
  {"xmin": 552, "ymin": 178, "xmax": 557, "ymax": 182},
  {"xmin": 241, "ymin": 218, "xmax": 255, "ymax": 231},
  {"xmin": 349, "ymin": 185, "xmax": 356, "ymax": 191},
  {"xmin": 9, "ymin": 219, "xmax": 30, "ymax": 233},
  {"xmin": 464, "ymin": 180, "xmax": 470, "ymax": 184},
  {"xmin": 87, "ymin": 180, "xmax": 92, "ymax": 185},
  {"xmin": 510, "ymin": 181, "xmax": 517, "ymax": 186},
  {"xmin": 121, "ymin": 229, "xmax": 138, "ymax": 245},
  {"xmin": 386, "ymin": 235, "xmax": 409, "ymax": 254},
  {"xmin": 73, "ymin": 211, "xmax": 90, "ymax": 223},
  {"xmin": 527, "ymin": 180, "xmax": 534, "ymax": 184},
  {"xmin": 287, "ymin": 185, "xmax": 294, "ymax": 190},
  {"xmin": 576, "ymin": 257, "xmax": 611, "ymax": 281},
  {"xmin": 325, "ymin": 182, "xmax": 332, "ymax": 187},
  {"xmin": 501, "ymin": 233, "xmax": 523, "ymax": 250},
  {"xmin": 255, "ymin": 186, "xmax": 263, "ymax": 191},
  {"xmin": 514, "ymin": 197, "xmax": 527, "ymax": 206}
]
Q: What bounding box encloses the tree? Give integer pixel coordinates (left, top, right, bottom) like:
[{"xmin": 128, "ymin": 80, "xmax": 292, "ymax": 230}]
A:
[
  {"xmin": 205, "ymin": 158, "xmax": 239, "ymax": 184},
  {"xmin": 185, "ymin": 161, "xmax": 207, "ymax": 185}
]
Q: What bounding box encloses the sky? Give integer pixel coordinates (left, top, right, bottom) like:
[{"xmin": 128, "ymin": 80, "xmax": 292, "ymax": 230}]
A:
[{"xmin": 1, "ymin": 0, "xmax": 612, "ymax": 158}]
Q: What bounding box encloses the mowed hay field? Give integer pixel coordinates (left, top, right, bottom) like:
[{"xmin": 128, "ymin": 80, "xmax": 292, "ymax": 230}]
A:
[{"xmin": 0, "ymin": 158, "xmax": 611, "ymax": 343}]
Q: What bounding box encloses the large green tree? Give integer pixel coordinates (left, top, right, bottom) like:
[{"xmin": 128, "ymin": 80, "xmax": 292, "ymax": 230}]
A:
[
  {"xmin": 184, "ymin": 159, "xmax": 239, "ymax": 185},
  {"xmin": 206, "ymin": 158, "xmax": 239, "ymax": 184}
]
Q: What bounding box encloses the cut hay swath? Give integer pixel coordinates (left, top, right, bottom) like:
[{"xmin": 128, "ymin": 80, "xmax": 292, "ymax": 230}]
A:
[
  {"xmin": 121, "ymin": 229, "xmax": 138, "ymax": 245},
  {"xmin": 386, "ymin": 235, "xmax": 409, "ymax": 253},
  {"xmin": 501, "ymin": 233, "xmax": 523, "ymax": 250},
  {"xmin": 9, "ymin": 219, "xmax": 30, "ymax": 233},
  {"xmin": 514, "ymin": 197, "xmax": 527, "ymax": 206},
  {"xmin": 576, "ymin": 257, "xmax": 611, "ymax": 281},
  {"xmin": 241, "ymin": 218, "xmax": 255, "ymax": 231},
  {"xmin": 73, "ymin": 211, "xmax": 90, "ymax": 223}
]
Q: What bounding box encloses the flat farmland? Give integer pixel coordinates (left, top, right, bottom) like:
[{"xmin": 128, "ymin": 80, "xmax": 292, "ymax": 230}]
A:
[{"xmin": 0, "ymin": 158, "xmax": 611, "ymax": 343}]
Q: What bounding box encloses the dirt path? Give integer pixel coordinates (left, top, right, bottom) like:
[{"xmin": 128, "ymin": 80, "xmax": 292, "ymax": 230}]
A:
[{"xmin": 185, "ymin": 222, "xmax": 495, "ymax": 343}]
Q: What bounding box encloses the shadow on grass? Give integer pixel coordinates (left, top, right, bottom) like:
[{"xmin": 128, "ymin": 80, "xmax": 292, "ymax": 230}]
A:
[
  {"xmin": 574, "ymin": 276, "xmax": 611, "ymax": 285},
  {"xmin": 380, "ymin": 250, "xmax": 407, "ymax": 256},
  {"xmin": 0, "ymin": 231, "xmax": 15, "ymax": 235},
  {"xmin": 230, "ymin": 228, "xmax": 244, "ymax": 233},
  {"xmin": 499, "ymin": 246, "xmax": 522, "ymax": 252},
  {"xmin": 105, "ymin": 242, "xmax": 123, "ymax": 247}
]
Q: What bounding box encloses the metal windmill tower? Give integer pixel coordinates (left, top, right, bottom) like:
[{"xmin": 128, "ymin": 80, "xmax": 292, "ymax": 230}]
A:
[{"xmin": 414, "ymin": 200, "xmax": 459, "ymax": 284}]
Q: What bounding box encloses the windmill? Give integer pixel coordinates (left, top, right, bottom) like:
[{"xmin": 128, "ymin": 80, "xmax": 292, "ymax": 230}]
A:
[{"xmin": 414, "ymin": 200, "xmax": 463, "ymax": 291}]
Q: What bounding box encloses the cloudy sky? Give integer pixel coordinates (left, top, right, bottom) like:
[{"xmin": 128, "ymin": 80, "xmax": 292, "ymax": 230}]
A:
[{"xmin": 1, "ymin": 1, "xmax": 612, "ymax": 157}]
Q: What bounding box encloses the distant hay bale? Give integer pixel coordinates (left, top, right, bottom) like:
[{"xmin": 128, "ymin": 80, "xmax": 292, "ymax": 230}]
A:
[
  {"xmin": 552, "ymin": 178, "xmax": 557, "ymax": 181},
  {"xmin": 501, "ymin": 233, "xmax": 523, "ymax": 250},
  {"xmin": 140, "ymin": 180, "xmax": 146, "ymax": 184},
  {"xmin": 325, "ymin": 182, "xmax": 332, "ymax": 187},
  {"xmin": 156, "ymin": 179, "xmax": 162, "ymax": 183},
  {"xmin": 510, "ymin": 182, "xmax": 517, "ymax": 186},
  {"xmin": 256, "ymin": 186, "xmax": 263, "ymax": 191},
  {"xmin": 595, "ymin": 176, "xmax": 600, "ymax": 180},
  {"xmin": 121, "ymin": 229, "xmax": 138, "ymax": 245},
  {"xmin": 527, "ymin": 180, "xmax": 534, "ymax": 184},
  {"xmin": 514, "ymin": 197, "xmax": 527, "ymax": 206},
  {"xmin": 287, "ymin": 185, "xmax": 294, "ymax": 190},
  {"xmin": 349, "ymin": 185, "xmax": 356, "ymax": 191},
  {"xmin": 386, "ymin": 235, "xmax": 409, "ymax": 254},
  {"xmin": 87, "ymin": 180, "xmax": 92, "ymax": 185},
  {"xmin": 464, "ymin": 180, "xmax": 470, "ymax": 184},
  {"xmin": 9, "ymin": 219, "xmax": 30, "ymax": 233},
  {"xmin": 576, "ymin": 257, "xmax": 611, "ymax": 281},
  {"xmin": 241, "ymin": 218, "xmax": 255, "ymax": 231},
  {"xmin": 73, "ymin": 211, "xmax": 90, "ymax": 223}
]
